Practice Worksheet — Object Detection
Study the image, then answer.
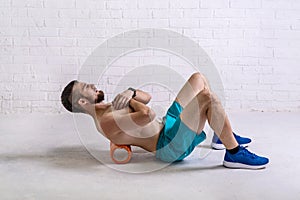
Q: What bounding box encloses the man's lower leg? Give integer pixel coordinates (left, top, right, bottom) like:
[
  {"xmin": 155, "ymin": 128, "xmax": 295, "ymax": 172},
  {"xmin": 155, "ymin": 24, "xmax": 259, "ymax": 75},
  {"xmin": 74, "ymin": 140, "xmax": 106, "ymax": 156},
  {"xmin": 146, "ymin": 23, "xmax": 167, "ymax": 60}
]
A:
[
  {"xmin": 205, "ymin": 93, "xmax": 269, "ymax": 169},
  {"xmin": 205, "ymin": 93, "xmax": 238, "ymax": 150}
]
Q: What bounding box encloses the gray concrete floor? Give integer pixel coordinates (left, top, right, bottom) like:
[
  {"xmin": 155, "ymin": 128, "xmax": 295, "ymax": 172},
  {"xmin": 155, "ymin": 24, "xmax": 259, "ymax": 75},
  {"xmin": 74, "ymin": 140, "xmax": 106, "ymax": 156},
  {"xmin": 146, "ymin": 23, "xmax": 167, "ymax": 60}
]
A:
[{"xmin": 0, "ymin": 112, "xmax": 300, "ymax": 200}]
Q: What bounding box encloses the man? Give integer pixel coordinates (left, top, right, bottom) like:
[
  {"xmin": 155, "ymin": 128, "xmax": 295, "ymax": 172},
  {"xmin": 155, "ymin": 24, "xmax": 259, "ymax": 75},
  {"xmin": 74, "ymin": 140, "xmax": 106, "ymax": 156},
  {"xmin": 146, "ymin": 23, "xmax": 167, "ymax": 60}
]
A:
[{"xmin": 61, "ymin": 72, "xmax": 269, "ymax": 169}]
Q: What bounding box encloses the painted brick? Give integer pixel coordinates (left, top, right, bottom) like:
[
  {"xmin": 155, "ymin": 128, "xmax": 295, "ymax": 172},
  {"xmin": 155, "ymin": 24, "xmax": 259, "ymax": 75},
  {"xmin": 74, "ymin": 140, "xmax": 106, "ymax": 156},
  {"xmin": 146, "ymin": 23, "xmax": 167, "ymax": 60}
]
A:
[
  {"xmin": 183, "ymin": 9, "xmax": 213, "ymax": 18},
  {"xmin": 170, "ymin": 0, "xmax": 200, "ymax": 9},
  {"xmin": 262, "ymin": 0, "xmax": 292, "ymax": 9},
  {"xmin": 12, "ymin": 0, "xmax": 43, "ymax": 8},
  {"xmin": 59, "ymin": 9, "xmax": 90, "ymax": 19},
  {"xmin": 0, "ymin": 1, "xmax": 11, "ymax": 7},
  {"xmin": 214, "ymin": 8, "xmax": 245, "ymax": 18},
  {"xmin": 0, "ymin": 8, "xmax": 28, "ymax": 17},
  {"xmin": 29, "ymin": 47, "xmax": 61, "ymax": 56},
  {"xmin": 30, "ymin": 64, "xmax": 62, "ymax": 74},
  {"xmin": 90, "ymin": 10, "xmax": 122, "ymax": 19},
  {"xmin": 213, "ymin": 29, "xmax": 244, "ymax": 39},
  {"xmin": 46, "ymin": 56, "xmax": 78, "ymax": 65},
  {"xmin": 123, "ymin": 9, "xmax": 152, "ymax": 19},
  {"xmin": 183, "ymin": 28, "xmax": 213, "ymax": 39},
  {"xmin": 200, "ymin": 19, "xmax": 229, "ymax": 28},
  {"xmin": 11, "ymin": 17, "xmax": 44, "ymax": 27},
  {"xmin": 13, "ymin": 37, "xmax": 47, "ymax": 47},
  {"xmin": 1, "ymin": 0, "xmax": 300, "ymax": 113},
  {"xmin": 76, "ymin": 19, "xmax": 106, "ymax": 28},
  {"xmin": 170, "ymin": 18, "xmax": 199, "ymax": 28},
  {"xmin": 106, "ymin": 1, "xmax": 125, "ymax": 10},
  {"xmin": 137, "ymin": 0, "xmax": 169, "ymax": 9},
  {"xmin": 245, "ymin": 9, "xmax": 275, "ymax": 19},
  {"xmin": 230, "ymin": 0, "xmax": 261, "ymax": 8},
  {"xmin": 275, "ymin": 30, "xmax": 300, "ymax": 39},
  {"xmin": 0, "ymin": 55, "xmax": 13, "ymax": 64},
  {"xmin": 29, "ymin": 28, "xmax": 60, "ymax": 37},
  {"xmin": 13, "ymin": 55, "xmax": 47, "ymax": 64},
  {"xmin": 46, "ymin": 38, "xmax": 77, "ymax": 47},
  {"xmin": 201, "ymin": 0, "xmax": 229, "ymax": 8},
  {"xmin": 75, "ymin": 0, "xmax": 105, "ymax": 9},
  {"xmin": 276, "ymin": 10, "xmax": 300, "ymax": 20},
  {"xmin": 44, "ymin": 0, "xmax": 76, "ymax": 9},
  {"xmin": 229, "ymin": 19, "xmax": 260, "ymax": 29},
  {"xmin": 44, "ymin": 19, "xmax": 76, "ymax": 28}
]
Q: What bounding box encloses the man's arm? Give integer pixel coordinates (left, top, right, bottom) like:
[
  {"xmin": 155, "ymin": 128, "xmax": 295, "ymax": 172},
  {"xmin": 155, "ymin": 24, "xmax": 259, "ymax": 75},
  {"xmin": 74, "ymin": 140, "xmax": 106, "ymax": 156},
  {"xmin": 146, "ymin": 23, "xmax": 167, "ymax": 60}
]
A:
[
  {"xmin": 134, "ymin": 89, "xmax": 151, "ymax": 104},
  {"xmin": 112, "ymin": 88, "xmax": 151, "ymax": 110},
  {"xmin": 102, "ymin": 98, "xmax": 156, "ymax": 136},
  {"xmin": 127, "ymin": 98, "xmax": 156, "ymax": 126}
]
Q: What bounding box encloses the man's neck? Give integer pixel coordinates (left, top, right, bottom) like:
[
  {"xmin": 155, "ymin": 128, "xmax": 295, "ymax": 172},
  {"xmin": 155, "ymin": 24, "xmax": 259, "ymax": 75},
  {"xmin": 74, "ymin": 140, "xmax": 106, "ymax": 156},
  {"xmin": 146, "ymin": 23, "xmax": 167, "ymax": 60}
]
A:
[{"xmin": 86, "ymin": 104, "xmax": 112, "ymax": 119}]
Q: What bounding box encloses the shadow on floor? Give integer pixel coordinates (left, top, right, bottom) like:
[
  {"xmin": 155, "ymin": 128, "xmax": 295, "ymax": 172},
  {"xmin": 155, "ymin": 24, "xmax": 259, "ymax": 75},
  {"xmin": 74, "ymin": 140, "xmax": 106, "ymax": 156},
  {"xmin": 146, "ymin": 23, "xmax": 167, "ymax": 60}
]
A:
[
  {"xmin": 0, "ymin": 145, "xmax": 225, "ymax": 173},
  {"xmin": 0, "ymin": 145, "xmax": 108, "ymax": 171},
  {"xmin": 163, "ymin": 162, "xmax": 224, "ymax": 173}
]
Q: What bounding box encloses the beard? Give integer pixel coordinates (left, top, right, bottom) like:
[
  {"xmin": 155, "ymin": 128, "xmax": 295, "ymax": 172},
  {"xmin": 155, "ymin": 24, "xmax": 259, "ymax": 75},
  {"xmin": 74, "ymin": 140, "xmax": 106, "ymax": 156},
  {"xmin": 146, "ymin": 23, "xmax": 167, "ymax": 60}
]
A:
[{"xmin": 95, "ymin": 90, "xmax": 104, "ymax": 103}]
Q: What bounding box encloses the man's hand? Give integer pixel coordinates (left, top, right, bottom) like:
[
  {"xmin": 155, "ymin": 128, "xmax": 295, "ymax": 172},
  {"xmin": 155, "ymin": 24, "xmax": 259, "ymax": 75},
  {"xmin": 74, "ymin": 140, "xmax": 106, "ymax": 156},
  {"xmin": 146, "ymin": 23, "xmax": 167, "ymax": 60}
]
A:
[{"xmin": 112, "ymin": 89, "xmax": 134, "ymax": 110}]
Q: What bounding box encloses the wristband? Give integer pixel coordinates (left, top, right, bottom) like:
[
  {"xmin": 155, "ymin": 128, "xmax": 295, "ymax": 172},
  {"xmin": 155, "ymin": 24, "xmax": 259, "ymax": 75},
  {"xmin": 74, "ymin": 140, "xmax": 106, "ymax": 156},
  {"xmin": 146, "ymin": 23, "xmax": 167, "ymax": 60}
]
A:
[{"xmin": 128, "ymin": 87, "xmax": 136, "ymax": 98}]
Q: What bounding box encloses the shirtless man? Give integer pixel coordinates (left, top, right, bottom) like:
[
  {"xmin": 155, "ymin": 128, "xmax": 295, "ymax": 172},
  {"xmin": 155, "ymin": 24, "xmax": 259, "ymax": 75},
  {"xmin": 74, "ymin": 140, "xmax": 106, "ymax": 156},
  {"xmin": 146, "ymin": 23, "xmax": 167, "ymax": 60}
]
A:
[{"xmin": 61, "ymin": 72, "xmax": 269, "ymax": 169}]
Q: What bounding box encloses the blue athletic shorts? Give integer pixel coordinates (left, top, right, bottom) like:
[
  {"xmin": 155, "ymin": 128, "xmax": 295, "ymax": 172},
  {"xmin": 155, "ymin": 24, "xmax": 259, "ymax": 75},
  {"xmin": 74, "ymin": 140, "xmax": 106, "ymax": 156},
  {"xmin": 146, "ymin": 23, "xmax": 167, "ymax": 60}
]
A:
[{"xmin": 156, "ymin": 101, "xmax": 206, "ymax": 162}]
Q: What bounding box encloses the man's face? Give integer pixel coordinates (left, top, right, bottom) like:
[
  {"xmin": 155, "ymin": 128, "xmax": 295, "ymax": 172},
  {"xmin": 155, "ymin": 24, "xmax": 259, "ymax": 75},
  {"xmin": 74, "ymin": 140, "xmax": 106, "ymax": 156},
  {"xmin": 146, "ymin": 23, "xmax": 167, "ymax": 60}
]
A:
[{"xmin": 74, "ymin": 82, "xmax": 104, "ymax": 104}]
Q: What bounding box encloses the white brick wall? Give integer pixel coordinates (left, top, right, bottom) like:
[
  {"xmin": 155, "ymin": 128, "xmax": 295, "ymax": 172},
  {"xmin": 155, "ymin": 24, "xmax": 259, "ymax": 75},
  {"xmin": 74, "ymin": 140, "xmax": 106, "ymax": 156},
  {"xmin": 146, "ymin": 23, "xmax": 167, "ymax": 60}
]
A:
[{"xmin": 0, "ymin": 0, "xmax": 300, "ymax": 114}]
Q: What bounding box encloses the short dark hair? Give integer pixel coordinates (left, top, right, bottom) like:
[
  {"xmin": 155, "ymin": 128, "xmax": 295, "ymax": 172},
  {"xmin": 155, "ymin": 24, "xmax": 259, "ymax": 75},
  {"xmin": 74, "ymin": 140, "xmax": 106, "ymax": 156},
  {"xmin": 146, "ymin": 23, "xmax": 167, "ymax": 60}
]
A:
[{"xmin": 61, "ymin": 80, "xmax": 84, "ymax": 113}]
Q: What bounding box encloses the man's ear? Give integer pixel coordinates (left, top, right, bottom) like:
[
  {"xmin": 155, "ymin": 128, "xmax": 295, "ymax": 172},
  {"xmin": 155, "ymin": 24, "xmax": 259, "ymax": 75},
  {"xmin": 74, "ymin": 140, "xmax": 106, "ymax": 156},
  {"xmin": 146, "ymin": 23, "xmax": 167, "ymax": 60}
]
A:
[{"xmin": 77, "ymin": 98, "xmax": 89, "ymax": 107}]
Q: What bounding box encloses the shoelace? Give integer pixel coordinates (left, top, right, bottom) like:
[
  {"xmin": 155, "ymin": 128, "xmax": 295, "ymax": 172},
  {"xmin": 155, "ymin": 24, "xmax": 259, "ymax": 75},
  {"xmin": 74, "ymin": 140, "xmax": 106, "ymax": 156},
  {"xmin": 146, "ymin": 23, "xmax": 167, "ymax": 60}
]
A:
[
  {"xmin": 240, "ymin": 146, "xmax": 257, "ymax": 158},
  {"xmin": 233, "ymin": 133, "xmax": 242, "ymax": 140}
]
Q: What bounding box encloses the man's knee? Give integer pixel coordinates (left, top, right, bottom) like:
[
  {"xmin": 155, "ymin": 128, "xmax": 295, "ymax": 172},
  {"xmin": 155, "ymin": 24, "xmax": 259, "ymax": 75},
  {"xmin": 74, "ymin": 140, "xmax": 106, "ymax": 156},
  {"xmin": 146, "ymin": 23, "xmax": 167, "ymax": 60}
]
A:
[
  {"xmin": 189, "ymin": 72, "xmax": 202, "ymax": 82},
  {"xmin": 197, "ymin": 87, "xmax": 212, "ymax": 104},
  {"xmin": 190, "ymin": 72, "xmax": 209, "ymax": 88}
]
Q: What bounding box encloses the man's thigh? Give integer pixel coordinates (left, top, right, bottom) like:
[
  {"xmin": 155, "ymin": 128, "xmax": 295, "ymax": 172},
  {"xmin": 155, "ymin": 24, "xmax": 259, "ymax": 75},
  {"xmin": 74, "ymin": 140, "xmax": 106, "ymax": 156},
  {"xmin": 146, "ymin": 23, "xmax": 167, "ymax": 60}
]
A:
[
  {"xmin": 175, "ymin": 72, "xmax": 209, "ymax": 108},
  {"xmin": 179, "ymin": 88, "xmax": 211, "ymax": 134}
]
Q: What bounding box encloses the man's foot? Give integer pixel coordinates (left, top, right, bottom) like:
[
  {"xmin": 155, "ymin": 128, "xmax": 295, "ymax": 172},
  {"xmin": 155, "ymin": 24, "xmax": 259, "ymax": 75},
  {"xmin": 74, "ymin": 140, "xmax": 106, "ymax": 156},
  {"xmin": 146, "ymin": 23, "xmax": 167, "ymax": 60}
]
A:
[
  {"xmin": 223, "ymin": 146, "xmax": 269, "ymax": 169},
  {"xmin": 211, "ymin": 132, "xmax": 251, "ymax": 150}
]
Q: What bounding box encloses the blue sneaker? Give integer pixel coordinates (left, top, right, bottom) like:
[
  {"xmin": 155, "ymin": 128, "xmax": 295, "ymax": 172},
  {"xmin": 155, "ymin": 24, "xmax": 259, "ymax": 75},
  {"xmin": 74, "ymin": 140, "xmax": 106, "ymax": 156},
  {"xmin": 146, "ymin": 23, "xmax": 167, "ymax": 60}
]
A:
[
  {"xmin": 223, "ymin": 146, "xmax": 269, "ymax": 169},
  {"xmin": 211, "ymin": 132, "xmax": 251, "ymax": 150}
]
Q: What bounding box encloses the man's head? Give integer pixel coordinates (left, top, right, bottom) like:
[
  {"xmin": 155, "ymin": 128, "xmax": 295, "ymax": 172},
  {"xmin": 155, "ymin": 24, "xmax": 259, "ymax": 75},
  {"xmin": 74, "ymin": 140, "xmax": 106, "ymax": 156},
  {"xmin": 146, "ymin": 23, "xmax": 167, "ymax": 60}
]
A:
[{"xmin": 61, "ymin": 80, "xmax": 105, "ymax": 113}]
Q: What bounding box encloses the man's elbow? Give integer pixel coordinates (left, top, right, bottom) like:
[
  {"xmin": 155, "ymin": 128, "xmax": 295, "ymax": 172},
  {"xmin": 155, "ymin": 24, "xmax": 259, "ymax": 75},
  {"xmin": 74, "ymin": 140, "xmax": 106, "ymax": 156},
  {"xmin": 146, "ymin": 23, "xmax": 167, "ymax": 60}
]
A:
[
  {"xmin": 141, "ymin": 108, "xmax": 155, "ymax": 123},
  {"xmin": 145, "ymin": 94, "xmax": 152, "ymax": 104},
  {"xmin": 148, "ymin": 108, "xmax": 156, "ymax": 122}
]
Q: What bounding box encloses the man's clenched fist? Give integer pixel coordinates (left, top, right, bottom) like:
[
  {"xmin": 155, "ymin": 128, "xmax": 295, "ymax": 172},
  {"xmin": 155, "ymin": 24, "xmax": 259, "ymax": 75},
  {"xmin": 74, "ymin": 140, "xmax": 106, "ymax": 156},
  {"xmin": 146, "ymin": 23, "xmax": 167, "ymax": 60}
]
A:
[{"xmin": 112, "ymin": 89, "xmax": 134, "ymax": 110}]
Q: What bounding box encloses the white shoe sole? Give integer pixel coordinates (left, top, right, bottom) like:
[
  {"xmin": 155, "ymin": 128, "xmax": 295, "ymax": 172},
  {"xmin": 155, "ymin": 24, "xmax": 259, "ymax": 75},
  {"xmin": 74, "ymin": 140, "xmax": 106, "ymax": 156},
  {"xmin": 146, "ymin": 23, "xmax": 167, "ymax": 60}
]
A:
[
  {"xmin": 223, "ymin": 161, "xmax": 268, "ymax": 170},
  {"xmin": 211, "ymin": 142, "xmax": 226, "ymax": 150},
  {"xmin": 211, "ymin": 142, "xmax": 250, "ymax": 150}
]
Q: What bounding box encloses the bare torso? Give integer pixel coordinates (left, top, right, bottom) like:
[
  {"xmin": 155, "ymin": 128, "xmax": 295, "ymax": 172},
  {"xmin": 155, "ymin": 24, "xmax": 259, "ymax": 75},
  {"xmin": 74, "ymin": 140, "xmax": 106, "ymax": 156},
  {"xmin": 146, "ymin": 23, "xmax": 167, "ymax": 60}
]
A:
[{"xmin": 93, "ymin": 106, "xmax": 164, "ymax": 152}]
